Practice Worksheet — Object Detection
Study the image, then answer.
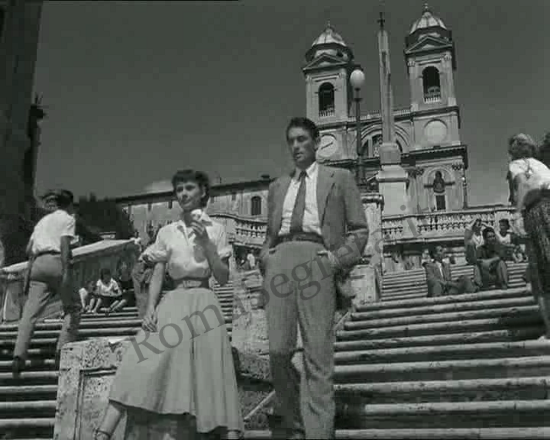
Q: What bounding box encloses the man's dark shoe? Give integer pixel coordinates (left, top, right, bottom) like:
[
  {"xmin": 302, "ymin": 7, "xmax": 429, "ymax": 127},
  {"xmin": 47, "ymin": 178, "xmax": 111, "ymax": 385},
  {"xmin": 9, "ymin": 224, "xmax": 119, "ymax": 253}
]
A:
[{"xmin": 12, "ymin": 356, "xmax": 25, "ymax": 379}]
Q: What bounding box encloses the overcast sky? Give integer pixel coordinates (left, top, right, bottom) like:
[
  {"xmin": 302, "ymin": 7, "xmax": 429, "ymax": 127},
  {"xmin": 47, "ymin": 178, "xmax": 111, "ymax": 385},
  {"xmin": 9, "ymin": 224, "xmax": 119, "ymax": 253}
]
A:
[{"xmin": 33, "ymin": 0, "xmax": 550, "ymax": 206}]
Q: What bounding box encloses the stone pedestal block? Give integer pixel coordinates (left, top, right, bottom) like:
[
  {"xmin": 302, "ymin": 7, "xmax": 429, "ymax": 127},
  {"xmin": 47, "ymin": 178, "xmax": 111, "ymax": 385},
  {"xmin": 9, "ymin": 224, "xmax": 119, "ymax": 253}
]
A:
[
  {"xmin": 232, "ymin": 288, "xmax": 269, "ymax": 357},
  {"xmin": 53, "ymin": 337, "xmax": 130, "ymax": 440},
  {"xmin": 350, "ymin": 264, "xmax": 380, "ymax": 307}
]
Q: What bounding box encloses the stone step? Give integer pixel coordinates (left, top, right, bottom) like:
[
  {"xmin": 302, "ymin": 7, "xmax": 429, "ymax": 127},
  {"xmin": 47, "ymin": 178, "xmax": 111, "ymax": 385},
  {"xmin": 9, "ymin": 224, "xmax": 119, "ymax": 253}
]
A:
[
  {"xmin": 336, "ymin": 315, "xmax": 541, "ymax": 342},
  {"xmin": 356, "ymin": 288, "xmax": 530, "ymax": 312},
  {"xmin": 380, "ymin": 293, "xmax": 426, "ymax": 301},
  {"xmin": 335, "ymin": 376, "xmax": 550, "ymax": 404},
  {"xmin": 0, "ymin": 417, "xmax": 54, "ymax": 438},
  {"xmin": 381, "ymin": 262, "xmax": 529, "ymax": 281},
  {"xmin": 0, "ymin": 370, "xmax": 57, "ymax": 387},
  {"xmin": 351, "ymin": 296, "xmax": 537, "ymax": 322},
  {"xmin": 382, "ymin": 279, "xmax": 527, "ymax": 297},
  {"xmin": 0, "ymin": 322, "xmax": 233, "ymax": 340},
  {"xmin": 0, "ymin": 326, "xmax": 140, "ymax": 340},
  {"xmin": 344, "ymin": 305, "xmax": 540, "ymax": 331},
  {"xmin": 0, "ymin": 384, "xmax": 57, "ymax": 401},
  {"xmin": 382, "ymin": 267, "xmax": 527, "ymax": 286},
  {"xmin": 0, "ymin": 400, "xmax": 55, "ymax": 417},
  {"xmin": 335, "ymin": 340, "xmax": 550, "ymax": 365},
  {"xmin": 382, "ymin": 279, "xmax": 526, "ymax": 296},
  {"xmin": 244, "ymin": 427, "xmax": 550, "ymax": 439},
  {"xmin": 0, "ymin": 358, "xmax": 56, "ymax": 373},
  {"xmin": 0, "ymin": 347, "xmax": 55, "ymax": 360},
  {"xmin": 334, "ymin": 328, "xmax": 543, "ymax": 352},
  {"xmin": 334, "ymin": 356, "xmax": 550, "ymax": 384},
  {"xmin": 335, "ymin": 400, "xmax": 550, "ymax": 429},
  {"xmin": 0, "ymin": 319, "xmax": 144, "ymax": 331}
]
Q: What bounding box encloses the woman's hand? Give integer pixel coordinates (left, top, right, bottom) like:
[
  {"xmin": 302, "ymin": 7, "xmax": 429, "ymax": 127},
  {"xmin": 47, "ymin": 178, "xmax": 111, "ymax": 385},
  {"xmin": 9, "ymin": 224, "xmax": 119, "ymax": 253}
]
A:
[
  {"xmin": 142, "ymin": 306, "xmax": 157, "ymax": 332},
  {"xmin": 191, "ymin": 220, "xmax": 210, "ymax": 244}
]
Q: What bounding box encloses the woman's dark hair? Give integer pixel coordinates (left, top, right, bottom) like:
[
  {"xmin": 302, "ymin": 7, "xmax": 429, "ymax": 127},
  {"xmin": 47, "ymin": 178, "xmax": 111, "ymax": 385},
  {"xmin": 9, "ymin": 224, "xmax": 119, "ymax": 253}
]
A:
[
  {"xmin": 286, "ymin": 117, "xmax": 320, "ymax": 141},
  {"xmin": 171, "ymin": 169, "xmax": 211, "ymax": 208},
  {"xmin": 99, "ymin": 268, "xmax": 111, "ymax": 279}
]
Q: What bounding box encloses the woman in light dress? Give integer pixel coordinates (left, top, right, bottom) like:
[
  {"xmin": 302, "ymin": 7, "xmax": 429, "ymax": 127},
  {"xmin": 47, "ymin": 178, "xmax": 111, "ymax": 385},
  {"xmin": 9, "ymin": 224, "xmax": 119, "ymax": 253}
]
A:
[
  {"xmin": 507, "ymin": 133, "xmax": 550, "ymax": 340},
  {"xmin": 95, "ymin": 169, "xmax": 243, "ymax": 439}
]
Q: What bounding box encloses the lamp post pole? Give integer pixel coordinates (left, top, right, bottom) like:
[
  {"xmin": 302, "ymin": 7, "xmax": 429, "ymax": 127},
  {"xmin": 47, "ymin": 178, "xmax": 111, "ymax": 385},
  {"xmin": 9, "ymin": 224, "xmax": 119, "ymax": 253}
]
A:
[
  {"xmin": 462, "ymin": 174, "xmax": 468, "ymax": 209},
  {"xmin": 354, "ymin": 90, "xmax": 362, "ymax": 183},
  {"xmin": 350, "ymin": 68, "xmax": 366, "ymax": 185}
]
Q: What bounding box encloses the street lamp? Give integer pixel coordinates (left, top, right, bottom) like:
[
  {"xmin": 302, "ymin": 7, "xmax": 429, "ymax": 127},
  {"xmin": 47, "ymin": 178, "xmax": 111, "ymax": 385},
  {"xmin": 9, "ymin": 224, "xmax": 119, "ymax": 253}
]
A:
[
  {"xmin": 461, "ymin": 174, "xmax": 468, "ymax": 208},
  {"xmin": 350, "ymin": 67, "xmax": 365, "ymax": 183}
]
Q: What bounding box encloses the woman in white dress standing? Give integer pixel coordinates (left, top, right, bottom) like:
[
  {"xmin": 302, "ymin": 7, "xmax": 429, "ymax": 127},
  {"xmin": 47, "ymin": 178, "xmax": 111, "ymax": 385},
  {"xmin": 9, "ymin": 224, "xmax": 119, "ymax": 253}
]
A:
[{"xmin": 95, "ymin": 169, "xmax": 243, "ymax": 439}]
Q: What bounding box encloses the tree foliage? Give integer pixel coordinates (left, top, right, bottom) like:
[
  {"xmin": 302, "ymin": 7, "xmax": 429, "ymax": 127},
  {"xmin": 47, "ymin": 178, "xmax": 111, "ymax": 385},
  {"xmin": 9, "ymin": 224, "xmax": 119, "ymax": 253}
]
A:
[{"xmin": 76, "ymin": 194, "xmax": 134, "ymax": 241}]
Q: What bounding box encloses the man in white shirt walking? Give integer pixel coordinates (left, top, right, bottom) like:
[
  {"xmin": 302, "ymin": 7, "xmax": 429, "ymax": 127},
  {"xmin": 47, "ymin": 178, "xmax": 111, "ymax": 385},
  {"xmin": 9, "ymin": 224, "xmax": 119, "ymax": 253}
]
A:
[{"xmin": 12, "ymin": 190, "xmax": 82, "ymax": 378}]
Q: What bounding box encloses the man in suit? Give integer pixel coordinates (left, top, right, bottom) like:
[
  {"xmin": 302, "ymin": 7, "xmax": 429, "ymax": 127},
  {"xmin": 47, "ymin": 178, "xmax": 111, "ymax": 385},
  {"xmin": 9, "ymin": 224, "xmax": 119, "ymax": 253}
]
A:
[
  {"xmin": 425, "ymin": 245, "xmax": 477, "ymax": 297},
  {"xmin": 259, "ymin": 117, "xmax": 369, "ymax": 439}
]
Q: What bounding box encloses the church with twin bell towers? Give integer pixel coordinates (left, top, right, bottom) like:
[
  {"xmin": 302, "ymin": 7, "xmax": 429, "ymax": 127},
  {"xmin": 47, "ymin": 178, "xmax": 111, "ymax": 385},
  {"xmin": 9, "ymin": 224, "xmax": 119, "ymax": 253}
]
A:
[{"xmin": 304, "ymin": 4, "xmax": 466, "ymax": 216}]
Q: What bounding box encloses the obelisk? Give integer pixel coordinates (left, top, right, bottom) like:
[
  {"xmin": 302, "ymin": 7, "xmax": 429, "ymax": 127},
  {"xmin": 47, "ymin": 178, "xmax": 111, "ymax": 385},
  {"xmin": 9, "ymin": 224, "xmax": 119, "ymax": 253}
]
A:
[{"xmin": 375, "ymin": 9, "xmax": 410, "ymax": 215}]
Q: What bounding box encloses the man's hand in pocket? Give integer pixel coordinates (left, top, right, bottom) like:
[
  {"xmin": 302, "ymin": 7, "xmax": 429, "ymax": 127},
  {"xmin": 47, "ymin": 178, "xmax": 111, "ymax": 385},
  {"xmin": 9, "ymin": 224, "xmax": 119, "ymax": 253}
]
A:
[{"xmin": 316, "ymin": 250, "xmax": 339, "ymax": 272}]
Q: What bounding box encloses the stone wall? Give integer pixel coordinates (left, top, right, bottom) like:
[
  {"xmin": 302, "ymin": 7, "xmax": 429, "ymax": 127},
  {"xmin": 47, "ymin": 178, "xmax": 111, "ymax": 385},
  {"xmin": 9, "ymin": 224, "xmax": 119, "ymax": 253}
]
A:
[{"xmin": 0, "ymin": 239, "xmax": 139, "ymax": 323}]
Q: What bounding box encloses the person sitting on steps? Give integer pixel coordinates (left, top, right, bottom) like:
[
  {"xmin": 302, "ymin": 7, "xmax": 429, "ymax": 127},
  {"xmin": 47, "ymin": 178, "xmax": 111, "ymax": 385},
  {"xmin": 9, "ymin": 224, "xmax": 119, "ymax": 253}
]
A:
[
  {"xmin": 425, "ymin": 245, "xmax": 477, "ymax": 297},
  {"xmin": 464, "ymin": 218, "xmax": 490, "ymax": 265},
  {"xmin": 473, "ymin": 227, "xmax": 509, "ymax": 290}
]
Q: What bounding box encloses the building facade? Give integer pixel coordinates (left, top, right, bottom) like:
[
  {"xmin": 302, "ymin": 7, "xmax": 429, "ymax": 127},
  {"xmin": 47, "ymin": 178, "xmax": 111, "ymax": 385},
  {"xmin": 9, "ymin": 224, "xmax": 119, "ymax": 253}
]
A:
[
  {"xmin": 0, "ymin": 0, "xmax": 44, "ymax": 264},
  {"xmin": 116, "ymin": 5, "xmax": 513, "ymax": 272}
]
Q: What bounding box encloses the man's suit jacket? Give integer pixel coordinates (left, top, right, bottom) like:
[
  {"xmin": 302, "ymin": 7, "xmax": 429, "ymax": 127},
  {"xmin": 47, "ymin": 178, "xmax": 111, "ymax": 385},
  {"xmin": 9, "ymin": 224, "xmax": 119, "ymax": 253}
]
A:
[
  {"xmin": 260, "ymin": 164, "xmax": 369, "ymax": 298},
  {"xmin": 424, "ymin": 260, "xmax": 452, "ymax": 297}
]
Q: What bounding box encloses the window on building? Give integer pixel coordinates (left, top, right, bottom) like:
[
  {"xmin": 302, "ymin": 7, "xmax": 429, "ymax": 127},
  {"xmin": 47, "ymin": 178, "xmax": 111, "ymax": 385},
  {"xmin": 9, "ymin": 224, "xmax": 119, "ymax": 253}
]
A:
[
  {"xmin": 422, "ymin": 66, "xmax": 441, "ymax": 102},
  {"xmin": 168, "ymin": 200, "xmax": 173, "ymax": 209},
  {"xmin": 318, "ymin": 82, "xmax": 335, "ymax": 117},
  {"xmin": 147, "ymin": 203, "xmax": 152, "ymax": 212},
  {"xmin": 251, "ymin": 196, "xmax": 262, "ymax": 216},
  {"xmin": 232, "ymin": 192, "xmax": 237, "ymax": 201}
]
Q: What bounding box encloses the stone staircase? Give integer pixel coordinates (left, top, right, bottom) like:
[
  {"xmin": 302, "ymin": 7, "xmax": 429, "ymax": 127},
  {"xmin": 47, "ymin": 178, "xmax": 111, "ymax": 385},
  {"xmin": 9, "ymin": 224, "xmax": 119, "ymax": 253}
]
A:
[
  {"xmin": 0, "ymin": 281, "xmax": 235, "ymax": 439},
  {"xmin": 247, "ymin": 268, "xmax": 550, "ymax": 438},
  {"xmin": 382, "ymin": 262, "xmax": 529, "ymax": 301}
]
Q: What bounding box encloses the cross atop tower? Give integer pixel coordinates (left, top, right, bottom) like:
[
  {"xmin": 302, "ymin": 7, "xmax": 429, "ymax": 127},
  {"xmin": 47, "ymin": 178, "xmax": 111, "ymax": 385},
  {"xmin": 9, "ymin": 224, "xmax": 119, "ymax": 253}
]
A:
[{"xmin": 378, "ymin": 0, "xmax": 386, "ymax": 29}]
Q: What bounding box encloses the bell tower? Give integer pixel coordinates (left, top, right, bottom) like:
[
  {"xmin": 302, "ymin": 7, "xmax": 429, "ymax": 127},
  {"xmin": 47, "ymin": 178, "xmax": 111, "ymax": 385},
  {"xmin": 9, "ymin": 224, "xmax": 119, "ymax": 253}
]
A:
[
  {"xmin": 303, "ymin": 23, "xmax": 355, "ymax": 126},
  {"xmin": 404, "ymin": 3, "xmax": 461, "ymax": 148}
]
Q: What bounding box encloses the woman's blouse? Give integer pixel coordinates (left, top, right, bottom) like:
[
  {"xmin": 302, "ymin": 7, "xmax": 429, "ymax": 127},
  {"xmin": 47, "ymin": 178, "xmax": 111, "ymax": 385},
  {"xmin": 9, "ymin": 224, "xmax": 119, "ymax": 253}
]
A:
[
  {"xmin": 496, "ymin": 231, "xmax": 512, "ymax": 245},
  {"xmin": 96, "ymin": 278, "xmax": 121, "ymax": 297},
  {"xmin": 142, "ymin": 212, "xmax": 232, "ymax": 280},
  {"xmin": 508, "ymin": 158, "xmax": 550, "ymax": 210}
]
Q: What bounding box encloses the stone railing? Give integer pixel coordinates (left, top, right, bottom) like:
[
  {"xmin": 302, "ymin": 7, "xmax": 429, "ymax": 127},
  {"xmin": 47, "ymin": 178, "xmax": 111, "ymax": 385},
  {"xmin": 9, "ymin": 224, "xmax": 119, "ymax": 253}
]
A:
[
  {"xmin": 0, "ymin": 239, "xmax": 139, "ymax": 323},
  {"xmin": 382, "ymin": 206, "xmax": 515, "ymax": 243},
  {"xmin": 319, "ymin": 108, "xmax": 335, "ymax": 118},
  {"xmin": 424, "ymin": 92, "xmax": 441, "ymax": 103},
  {"xmin": 234, "ymin": 219, "xmax": 267, "ymax": 247}
]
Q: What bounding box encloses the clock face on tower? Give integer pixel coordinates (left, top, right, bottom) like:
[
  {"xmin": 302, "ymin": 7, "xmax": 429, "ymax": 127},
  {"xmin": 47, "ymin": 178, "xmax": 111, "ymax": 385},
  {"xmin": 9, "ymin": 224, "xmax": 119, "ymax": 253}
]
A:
[{"xmin": 317, "ymin": 134, "xmax": 339, "ymax": 160}]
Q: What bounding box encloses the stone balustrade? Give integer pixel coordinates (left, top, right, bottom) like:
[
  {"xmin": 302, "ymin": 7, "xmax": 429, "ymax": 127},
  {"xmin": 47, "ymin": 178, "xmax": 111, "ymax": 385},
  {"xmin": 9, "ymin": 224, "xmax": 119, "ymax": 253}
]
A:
[
  {"xmin": 0, "ymin": 239, "xmax": 139, "ymax": 323},
  {"xmin": 382, "ymin": 206, "xmax": 515, "ymax": 243},
  {"xmin": 210, "ymin": 211, "xmax": 267, "ymax": 248}
]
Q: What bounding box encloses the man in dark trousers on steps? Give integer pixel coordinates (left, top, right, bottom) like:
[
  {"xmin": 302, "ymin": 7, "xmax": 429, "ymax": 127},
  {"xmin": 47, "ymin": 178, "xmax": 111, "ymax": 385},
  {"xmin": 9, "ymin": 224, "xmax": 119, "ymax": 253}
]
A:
[
  {"xmin": 12, "ymin": 189, "xmax": 82, "ymax": 378},
  {"xmin": 425, "ymin": 245, "xmax": 477, "ymax": 297}
]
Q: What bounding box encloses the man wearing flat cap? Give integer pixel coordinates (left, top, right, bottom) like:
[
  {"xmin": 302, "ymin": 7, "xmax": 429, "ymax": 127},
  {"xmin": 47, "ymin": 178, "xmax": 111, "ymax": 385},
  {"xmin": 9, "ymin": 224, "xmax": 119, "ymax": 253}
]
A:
[{"xmin": 13, "ymin": 189, "xmax": 82, "ymax": 378}]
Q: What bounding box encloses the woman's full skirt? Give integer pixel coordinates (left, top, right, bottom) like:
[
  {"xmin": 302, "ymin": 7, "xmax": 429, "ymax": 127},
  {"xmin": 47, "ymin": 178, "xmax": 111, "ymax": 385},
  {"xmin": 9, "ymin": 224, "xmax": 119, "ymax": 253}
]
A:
[
  {"xmin": 109, "ymin": 286, "xmax": 243, "ymax": 438},
  {"xmin": 523, "ymin": 196, "xmax": 550, "ymax": 298}
]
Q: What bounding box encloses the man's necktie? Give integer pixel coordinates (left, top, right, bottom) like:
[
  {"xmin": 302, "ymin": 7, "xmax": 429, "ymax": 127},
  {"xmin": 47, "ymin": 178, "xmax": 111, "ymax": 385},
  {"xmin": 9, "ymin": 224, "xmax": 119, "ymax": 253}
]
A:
[{"xmin": 290, "ymin": 171, "xmax": 307, "ymax": 233}]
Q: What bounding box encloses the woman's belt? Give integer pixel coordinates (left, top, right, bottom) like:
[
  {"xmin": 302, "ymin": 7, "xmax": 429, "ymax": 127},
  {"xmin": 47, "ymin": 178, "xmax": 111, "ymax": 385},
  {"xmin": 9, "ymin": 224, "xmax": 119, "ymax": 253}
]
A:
[
  {"xmin": 33, "ymin": 250, "xmax": 61, "ymax": 258},
  {"xmin": 172, "ymin": 277, "xmax": 209, "ymax": 289}
]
